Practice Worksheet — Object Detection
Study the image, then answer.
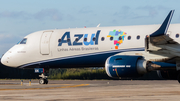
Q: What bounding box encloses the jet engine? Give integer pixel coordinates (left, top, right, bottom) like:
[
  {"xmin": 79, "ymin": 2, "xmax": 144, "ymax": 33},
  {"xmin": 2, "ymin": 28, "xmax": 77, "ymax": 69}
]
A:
[{"xmin": 105, "ymin": 55, "xmax": 160, "ymax": 78}]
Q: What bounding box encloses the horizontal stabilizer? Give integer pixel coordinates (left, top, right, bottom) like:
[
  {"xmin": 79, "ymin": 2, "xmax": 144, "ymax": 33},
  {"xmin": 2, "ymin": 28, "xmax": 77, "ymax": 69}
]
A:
[{"xmin": 150, "ymin": 10, "xmax": 174, "ymax": 37}]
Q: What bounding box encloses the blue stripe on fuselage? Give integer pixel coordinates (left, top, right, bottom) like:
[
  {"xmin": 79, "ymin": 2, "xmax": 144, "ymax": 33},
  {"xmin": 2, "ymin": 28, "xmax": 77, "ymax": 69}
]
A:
[{"xmin": 19, "ymin": 47, "xmax": 145, "ymax": 68}]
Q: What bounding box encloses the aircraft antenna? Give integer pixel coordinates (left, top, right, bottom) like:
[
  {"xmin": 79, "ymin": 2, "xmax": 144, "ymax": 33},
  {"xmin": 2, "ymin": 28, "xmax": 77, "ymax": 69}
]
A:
[{"xmin": 97, "ymin": 23, "xmax": 100, "ymax": 27}]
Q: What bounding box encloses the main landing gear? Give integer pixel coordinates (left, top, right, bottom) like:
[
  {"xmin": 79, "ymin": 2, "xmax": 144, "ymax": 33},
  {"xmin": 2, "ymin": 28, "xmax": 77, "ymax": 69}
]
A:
[
  {"xmin": 39, "ymin": 68, "xmax": 49, "ymax": 84},
  {"xmin": 177, "ymin": 71, "xmax": 180, "ymax": 83},
  {"xmin": 34, "ymin": 68, "xmax": 49, "ymax": 84},
  {"xmin": 39, "ymin": 73, "xmax": 48, "ymax": 84}
]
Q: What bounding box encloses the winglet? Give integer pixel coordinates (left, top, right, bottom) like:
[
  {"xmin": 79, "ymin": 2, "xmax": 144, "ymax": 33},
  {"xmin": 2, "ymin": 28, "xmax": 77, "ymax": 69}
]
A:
[{"xmin": 150, "ymin": 10, "xmax": 174, "ymax": 37}]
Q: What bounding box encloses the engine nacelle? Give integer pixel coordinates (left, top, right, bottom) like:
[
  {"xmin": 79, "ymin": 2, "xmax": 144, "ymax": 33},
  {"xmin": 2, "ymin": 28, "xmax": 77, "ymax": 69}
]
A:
[{"xmin": 105, "ymin": 55, "xmax": 148, "ymax": 78}]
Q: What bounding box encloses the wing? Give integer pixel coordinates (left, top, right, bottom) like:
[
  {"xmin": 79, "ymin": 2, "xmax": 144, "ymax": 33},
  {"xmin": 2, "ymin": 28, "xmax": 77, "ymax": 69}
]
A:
[{"xmin": 146, "ymin": 10, "xmax": 180, "ymax": 57}]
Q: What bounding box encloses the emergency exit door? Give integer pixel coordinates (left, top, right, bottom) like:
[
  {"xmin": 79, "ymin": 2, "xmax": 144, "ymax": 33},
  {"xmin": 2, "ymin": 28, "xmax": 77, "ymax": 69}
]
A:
[{"xmin": 40, "ymin": 31, "xmax": 53, "ymax": 55}]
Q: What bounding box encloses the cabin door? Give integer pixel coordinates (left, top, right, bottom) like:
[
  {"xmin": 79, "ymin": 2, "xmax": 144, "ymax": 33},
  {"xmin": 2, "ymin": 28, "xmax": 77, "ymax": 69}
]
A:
[{"xmin": 40, "ymin": 31, "xmax": 53, "ymax": 55}]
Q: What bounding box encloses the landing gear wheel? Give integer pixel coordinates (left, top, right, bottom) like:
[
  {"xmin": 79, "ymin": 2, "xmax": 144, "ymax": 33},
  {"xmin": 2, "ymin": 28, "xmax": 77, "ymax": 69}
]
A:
[
  {"xmin": 39, "ymin": 78, "xmax": 48, "ymax": 84},
  {"xmin": 39, "ymin": 78, "xmax": 45, "ymax": 84},
  {"xmin": 177, "ymin": 73, "xmax": 180, "ymax": 83},
  {"xmin": 45, "ymin": 79, "xmax": 48, "ymax": 84},
  {"xmin": 38, "ymin": 69, "xmax": 49, "ymax": 84}
]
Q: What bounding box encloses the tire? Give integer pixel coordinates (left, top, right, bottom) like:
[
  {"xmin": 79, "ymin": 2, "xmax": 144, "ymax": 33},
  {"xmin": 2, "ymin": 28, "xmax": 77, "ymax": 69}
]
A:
[
  {"xmin": 177, "ymin": 73, "xmax": 180, "ymax": 83},
  {"xmin": 45, "ymin": 79, "xmax": 48, "ymax": 84},
  {"xmin": 39, "ymin": 78, "xmax": 45, "ymax": 84}
]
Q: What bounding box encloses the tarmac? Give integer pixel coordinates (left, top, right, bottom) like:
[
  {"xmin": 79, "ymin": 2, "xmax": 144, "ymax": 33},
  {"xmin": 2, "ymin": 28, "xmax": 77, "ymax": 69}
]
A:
[{"xmin": 0, "ymin": 80, "xmax": 180, "ymax": 101}]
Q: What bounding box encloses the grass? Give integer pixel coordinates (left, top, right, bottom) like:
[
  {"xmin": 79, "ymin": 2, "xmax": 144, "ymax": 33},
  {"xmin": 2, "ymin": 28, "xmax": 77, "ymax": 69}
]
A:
[{"xmin": 49, "ymin": 68, "xmax": 110, "ymax": 80}]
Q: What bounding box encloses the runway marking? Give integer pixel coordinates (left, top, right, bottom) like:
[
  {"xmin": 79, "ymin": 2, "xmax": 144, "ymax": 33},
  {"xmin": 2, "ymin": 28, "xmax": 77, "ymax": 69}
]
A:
[
  {"xmin": 47, "ymin": 84, "xmax": 72, "ymax": 85},
  {"xmin": 0, "ymin": 84, "xmax": 89, "ymax": 91}
]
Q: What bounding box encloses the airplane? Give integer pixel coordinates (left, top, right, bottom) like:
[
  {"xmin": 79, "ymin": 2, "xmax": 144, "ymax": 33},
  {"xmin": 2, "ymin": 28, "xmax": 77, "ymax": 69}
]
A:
[{"xmin": 1, "ymin": 10, "xmax": 180, "ymax": 84}]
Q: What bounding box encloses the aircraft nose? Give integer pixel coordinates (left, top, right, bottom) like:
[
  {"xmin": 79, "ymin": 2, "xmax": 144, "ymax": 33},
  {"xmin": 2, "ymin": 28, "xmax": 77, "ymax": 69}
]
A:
[
  {"xmin": 1, "ymin": 51, "xmax": 13, "ymax": 67},
  {"xmin": 1, "ymin": 54, "xmax": 8, "ymax": 66},
  {"xmin": 1, "ymin": 50, "xmax": 19, "ymax": 67}
]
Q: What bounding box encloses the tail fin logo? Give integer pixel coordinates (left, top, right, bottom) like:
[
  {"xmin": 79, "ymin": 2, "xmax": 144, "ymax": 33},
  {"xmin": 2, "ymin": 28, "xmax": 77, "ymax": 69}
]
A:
[{"xmin": 107, "ymin": 30, "xmax": 127, "ymax": 49}]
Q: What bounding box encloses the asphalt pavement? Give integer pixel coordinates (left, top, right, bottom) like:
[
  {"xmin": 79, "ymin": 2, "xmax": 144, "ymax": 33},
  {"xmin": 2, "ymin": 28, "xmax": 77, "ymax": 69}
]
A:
[{"xmin": 0, "ymin": 80, "xmax": 179, "ymax": 101}]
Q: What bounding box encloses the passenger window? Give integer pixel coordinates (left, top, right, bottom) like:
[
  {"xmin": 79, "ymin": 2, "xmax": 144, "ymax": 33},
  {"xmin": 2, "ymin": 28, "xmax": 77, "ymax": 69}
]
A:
[
  {"xmin": 101, "ymin": 37, "xmax": 105, "ymax": 41},
  {"xmin": 84, "ymin": 38, "xmax": 87, "ymax": 41},
  {"xmin": 75, "ymin": 38, "xmax": 79, "ymax": 42},
  {"xmin": 119, "ymin": 36, "xmax": 122, "ymax": 40},
  {"xmin": 176, "ymin": 34, "xmax": 179, "ymax": 38},
  {"xmin": 58, "ymin": 39, "xmax": 61, "ymax": 42},
  {"xmin": 67, "ymin": 38, "xmax": 70, "ymax": 42},
  {"xmin": 137, "ymin": 35, "xmax": 140, "ymax": 40},
  {"xmin": 128, "ymin": 36, "xmax": 131, "ymax": 40},
  {"xmin": 110, "ymin": 37, "xmax": 113, "ymax": 41},
  {"xmin": 20, "ymin": 38, "xmax": 27, "ymax": 44},
  {"xmin": 93, "ymin": 37, "xmax": 96, "ymax": 41}
]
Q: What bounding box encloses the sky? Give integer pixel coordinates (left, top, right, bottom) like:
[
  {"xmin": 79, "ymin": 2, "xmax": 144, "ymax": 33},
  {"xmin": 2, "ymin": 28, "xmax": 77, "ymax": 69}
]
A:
[{"xmin": 0, "ymin": 0, "xmax": 180, "ymax": 57}]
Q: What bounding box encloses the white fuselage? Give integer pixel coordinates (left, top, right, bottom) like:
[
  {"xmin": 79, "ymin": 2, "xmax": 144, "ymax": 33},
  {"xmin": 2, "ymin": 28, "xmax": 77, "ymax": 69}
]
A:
[{"xmin": 1, "ymin": 24, "xmax": 180, "ymax": 68}]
